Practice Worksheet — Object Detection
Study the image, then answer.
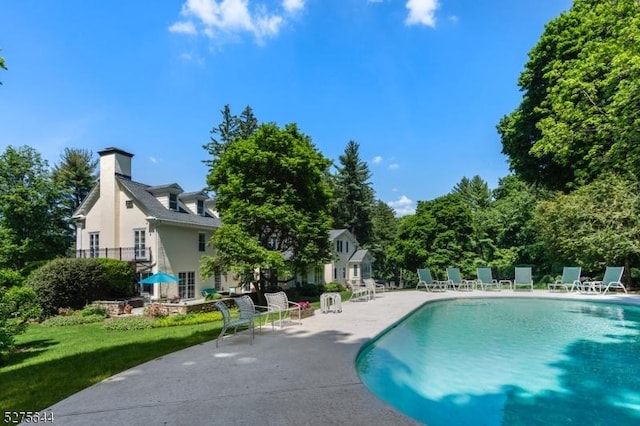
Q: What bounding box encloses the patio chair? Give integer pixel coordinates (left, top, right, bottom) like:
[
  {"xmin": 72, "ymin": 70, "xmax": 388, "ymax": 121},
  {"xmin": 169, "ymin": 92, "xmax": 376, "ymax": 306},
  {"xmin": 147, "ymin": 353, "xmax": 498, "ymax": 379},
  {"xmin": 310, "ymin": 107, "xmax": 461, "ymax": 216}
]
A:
[
  {"xmin": 476, "ymin": 267, "xmax": 511, "ymax": 291},
  {"xmin": 581, "ymin": 266, "xmax": 626, "ymax": 294},
  {"xmin": 265, "ymin": 291, "xmax": 301, "ymax": 327},
  {"xmin": 548, "ymin": 266, "xmax": 581, "ymax": 292},
  {"xmin": 214, "ymin": 299, "xmax": 254, "ymax": 347},
  {"xmin": 364, "ymin": 278, "xmax": 385, "ymax": 298},
  {"xmin": 235, "ymin": 294, "xmax": 272, "ymax": 331},
  {"xmin": 513, "ymin": 267, "xmax": 533, "ymax": 291},
  {"xmin": 415, "ymin": 268, "xmax": 446, "ymax": 292},
  {"xmin": 446, "ymin": 267, "xmax": 475, "ymax": 291}
]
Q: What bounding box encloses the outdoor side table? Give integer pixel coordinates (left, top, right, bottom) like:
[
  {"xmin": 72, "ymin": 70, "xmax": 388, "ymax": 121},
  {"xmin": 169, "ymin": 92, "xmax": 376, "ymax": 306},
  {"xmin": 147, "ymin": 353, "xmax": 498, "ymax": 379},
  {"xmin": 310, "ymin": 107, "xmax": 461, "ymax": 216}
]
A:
[{"xmin": 321, "ymin": 292, "xmax": 342, "ymax": 313}]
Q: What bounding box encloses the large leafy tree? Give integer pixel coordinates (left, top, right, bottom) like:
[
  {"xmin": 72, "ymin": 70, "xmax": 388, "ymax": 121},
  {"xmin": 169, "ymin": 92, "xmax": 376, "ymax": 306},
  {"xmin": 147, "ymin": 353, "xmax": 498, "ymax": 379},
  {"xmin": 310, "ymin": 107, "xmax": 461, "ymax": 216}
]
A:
[
  {"xmin": 452, "ymin": 175, "xmax": 494, "ymax": 261},
  {"xmin": 332, "ymin": 140, "xmax": 374, "ymax": 245},
  {"xmin": 498, "ymin": 0, "xmax": 640, "ymax": 191},
  {"xmin": 0, "ymin": 146, "xmax": 70, "ymax": 269},
  {"xmin": 535, "ymin": 173, "xmax": 640, "ymax": 279},
  {"xmin": 52, "ymin": 148, "xmax": 98, "ymax": 213},
  {"xmin": 204, "ymin": 123, "xmax": 333, "ymax": 295}
]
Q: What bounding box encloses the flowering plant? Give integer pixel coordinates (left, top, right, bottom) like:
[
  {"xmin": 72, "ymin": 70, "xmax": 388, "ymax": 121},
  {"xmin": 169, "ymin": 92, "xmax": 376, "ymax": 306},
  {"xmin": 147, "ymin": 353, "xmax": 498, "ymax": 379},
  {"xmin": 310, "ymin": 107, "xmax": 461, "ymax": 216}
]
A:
[{"xmin": 297, "ymin": 301, "xmax": 311, "ymax": 309}]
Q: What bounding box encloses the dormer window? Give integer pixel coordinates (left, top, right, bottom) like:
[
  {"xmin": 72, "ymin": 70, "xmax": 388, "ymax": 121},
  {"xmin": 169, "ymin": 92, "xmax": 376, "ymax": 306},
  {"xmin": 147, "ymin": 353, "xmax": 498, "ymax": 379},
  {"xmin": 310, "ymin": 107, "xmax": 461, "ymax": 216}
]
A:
[
  {"xmin": 336, "ymin": 240, "xmax": 343, "ymax": 253},
  {"xmin": 197, "ymin": 199, "xmax": 205, "ymax": 216},
  {"xmin": 169, "ymin": 193, "xmax": 178, "ymax": 211}
]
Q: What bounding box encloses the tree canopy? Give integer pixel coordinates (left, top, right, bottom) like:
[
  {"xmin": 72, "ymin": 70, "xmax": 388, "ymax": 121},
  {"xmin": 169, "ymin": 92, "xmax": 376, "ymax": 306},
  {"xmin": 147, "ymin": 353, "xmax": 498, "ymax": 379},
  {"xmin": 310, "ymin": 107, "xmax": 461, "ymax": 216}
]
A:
[
  {"xmin": 0, "ymin": 146, "xmax": 70, "ymax": 269},
  {"xmin": 204, "ymin": 123, "xmax": 333, "ymax": 290},
  {"xmin": 498, "ymin": 0, "xmax": 640, "ymax": 191}
]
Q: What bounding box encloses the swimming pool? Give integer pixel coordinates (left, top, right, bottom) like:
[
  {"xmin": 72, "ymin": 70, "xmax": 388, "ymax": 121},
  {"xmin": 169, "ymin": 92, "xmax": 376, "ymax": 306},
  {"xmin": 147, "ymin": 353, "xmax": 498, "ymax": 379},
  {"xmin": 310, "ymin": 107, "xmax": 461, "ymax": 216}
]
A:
[{"xmin": 356, "ymin": 298, "xmax": 640, "ymax": 425}]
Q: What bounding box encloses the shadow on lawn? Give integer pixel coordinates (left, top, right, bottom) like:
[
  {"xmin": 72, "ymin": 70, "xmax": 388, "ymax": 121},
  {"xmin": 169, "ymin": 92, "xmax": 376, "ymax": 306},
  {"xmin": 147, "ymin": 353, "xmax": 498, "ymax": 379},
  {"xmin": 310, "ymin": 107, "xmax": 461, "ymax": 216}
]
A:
[{"xmin": 0, "ymin": 328, "xmax": 218, "ymax": 412}]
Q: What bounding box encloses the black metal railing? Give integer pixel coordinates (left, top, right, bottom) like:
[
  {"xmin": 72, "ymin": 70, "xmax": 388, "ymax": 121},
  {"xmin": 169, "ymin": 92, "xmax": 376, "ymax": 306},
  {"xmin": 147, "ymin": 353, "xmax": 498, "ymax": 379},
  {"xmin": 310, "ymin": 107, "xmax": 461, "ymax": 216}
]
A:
[{"xmin": 75, "ymin": 247, "xmax": 152, "ymax": 262}]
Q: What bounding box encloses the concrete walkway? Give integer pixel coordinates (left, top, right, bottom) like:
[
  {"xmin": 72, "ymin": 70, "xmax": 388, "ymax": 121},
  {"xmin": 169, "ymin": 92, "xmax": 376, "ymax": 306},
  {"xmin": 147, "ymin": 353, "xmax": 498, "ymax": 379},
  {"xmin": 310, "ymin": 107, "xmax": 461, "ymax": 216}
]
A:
[{"xmin": 47, "ymin": 290, "xmax": 640, "ymax": 425}]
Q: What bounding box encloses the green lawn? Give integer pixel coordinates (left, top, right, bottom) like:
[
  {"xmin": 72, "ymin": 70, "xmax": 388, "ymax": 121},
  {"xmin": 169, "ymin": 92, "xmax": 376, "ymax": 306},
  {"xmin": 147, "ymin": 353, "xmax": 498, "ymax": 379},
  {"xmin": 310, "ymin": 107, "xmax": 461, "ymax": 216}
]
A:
[{"xmin": 0, "ymin": 319, "xmax": 223, "ymax": 412}]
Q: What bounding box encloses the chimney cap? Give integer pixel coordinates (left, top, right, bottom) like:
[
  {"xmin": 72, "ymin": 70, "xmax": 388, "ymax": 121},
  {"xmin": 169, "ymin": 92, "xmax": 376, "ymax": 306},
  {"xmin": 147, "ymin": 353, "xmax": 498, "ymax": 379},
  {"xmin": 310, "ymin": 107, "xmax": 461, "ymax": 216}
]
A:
[{"xmin": 98, "ymin": 147, "xmax": 134, "ymax": 158}]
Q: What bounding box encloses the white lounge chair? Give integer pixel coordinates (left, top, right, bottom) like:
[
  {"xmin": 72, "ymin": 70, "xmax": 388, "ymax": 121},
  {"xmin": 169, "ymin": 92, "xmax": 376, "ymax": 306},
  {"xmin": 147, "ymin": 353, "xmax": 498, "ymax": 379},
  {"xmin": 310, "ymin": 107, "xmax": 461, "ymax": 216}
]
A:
[
  {"xmin": 548, "ymin": 266, "xmax": 581, "ymax": 292},
  {"xmin": 581, "ymin": 266, "xmax": 626, "ymax": 294},
  {"xmin": 363, "ymin": 278, "xmax": 385, "ymax": 298},
  {"xmin": 513, "ymin": 267, "xmax": 533, "ymax": 291},
  {"xmin": 415, "ymin": 268, "xmax": 446, "ymax": 292}
]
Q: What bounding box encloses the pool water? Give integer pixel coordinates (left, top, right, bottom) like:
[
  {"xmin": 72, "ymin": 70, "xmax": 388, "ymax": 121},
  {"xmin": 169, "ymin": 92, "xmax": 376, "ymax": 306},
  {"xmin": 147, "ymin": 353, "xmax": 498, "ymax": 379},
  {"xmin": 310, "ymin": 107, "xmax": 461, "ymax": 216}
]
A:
[{"xmin": 356, "ymin": 298, "xmax": 640, "ymax": 425}]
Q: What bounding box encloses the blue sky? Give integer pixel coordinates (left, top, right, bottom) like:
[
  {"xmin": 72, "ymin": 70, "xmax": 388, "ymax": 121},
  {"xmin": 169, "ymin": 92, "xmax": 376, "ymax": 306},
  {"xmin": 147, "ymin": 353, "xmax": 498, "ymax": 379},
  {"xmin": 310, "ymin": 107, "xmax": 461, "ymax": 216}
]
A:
[{"xmin": 0, "ymin": 0, "xmax": 571, "ymax": 215}]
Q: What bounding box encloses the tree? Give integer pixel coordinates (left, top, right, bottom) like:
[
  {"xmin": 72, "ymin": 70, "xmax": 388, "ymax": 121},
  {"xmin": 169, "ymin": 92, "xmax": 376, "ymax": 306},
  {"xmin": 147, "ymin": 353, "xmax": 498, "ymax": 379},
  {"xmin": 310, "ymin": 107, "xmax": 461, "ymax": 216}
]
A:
[
  {"xmin": 369, "ymin": 200, "xmax": 398, "ymax": 280},
  {"xmin": 0, "ymin": 48, "xmax": 6, "ymax": 85},
  {"xmin": 203, "ymin": 104, "xmax": 259, "ymax": 180},
  {"xmin": 52, "ymin": 148, "xmax": 98, "ymax": 213},
  {"xmin": 452, "ymin": 176, "xmax": 494, "ymax": 261},
  {"xmin": 332, "ymin": 140, "xmax": 374, "ymax": 245},
  {"xmin": 204, "ymin": 123, "xmax": 333, "ymax": 295},
  {"xmin": 0, "ymin": 146, "xmax": 70, "ymax": 269},
  {"xmin": 535, "ymin": 173, "xmax": 640, "ymax": 280},
  {"xmin": 498, "ymin": 0, "xmax": 640, "ymax": 191}
]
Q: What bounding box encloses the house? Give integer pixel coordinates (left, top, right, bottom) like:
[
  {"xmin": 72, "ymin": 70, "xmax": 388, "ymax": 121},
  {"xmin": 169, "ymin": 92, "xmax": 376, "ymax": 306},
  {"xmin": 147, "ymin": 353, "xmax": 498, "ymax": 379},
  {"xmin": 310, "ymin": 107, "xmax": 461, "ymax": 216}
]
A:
[
  {"xmin": 285, "ymin": 228, "xmax": 373, "ymax": 288},
  {"xmin": 325, "ymin": 229, "xmax": 374, "ymax": 288},
  {"xmin": 72, "ymin": 147, "xmax": 238, "ymax": 300}
]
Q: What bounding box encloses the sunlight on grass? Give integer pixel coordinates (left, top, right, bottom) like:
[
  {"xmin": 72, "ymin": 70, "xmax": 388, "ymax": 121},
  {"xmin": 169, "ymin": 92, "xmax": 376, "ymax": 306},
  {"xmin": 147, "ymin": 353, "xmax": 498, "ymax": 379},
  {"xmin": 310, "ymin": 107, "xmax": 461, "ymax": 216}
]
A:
[{"xmin": 0, "ymin": 319, "xmax": 222, "ymax": 411}]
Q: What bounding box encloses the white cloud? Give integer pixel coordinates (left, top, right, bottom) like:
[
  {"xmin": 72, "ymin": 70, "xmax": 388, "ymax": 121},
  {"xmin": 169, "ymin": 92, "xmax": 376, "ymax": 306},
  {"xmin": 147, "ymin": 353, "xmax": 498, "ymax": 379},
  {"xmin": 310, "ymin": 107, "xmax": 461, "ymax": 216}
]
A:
[
  {"xmin": 405, "ymin": 0, "xmax": 439, "ymax": 28},
  {"xmin": 389, "ymin": 163, "xmax": 399, "ymax": 170},
  {"xmin": 372, "ymin": 155, "xmax": 383, "ymax": 165},
  {"xmin": 388, "ymin": 195, "xmax": 416, "ymax": 216},
  {"xmin": 283, "ymin": 0, "xmax": 304, "ymax": 13},
  {"xmin": 149, "ymin": 157, "xmax": 158, "ymax": 164},
  {"xmin": 169, "ymin": 21, "xmax": 197, "ymax": 34},
  {"xmin": 171, "ymin": 0, "xmax": 304, "ymax": 45}
]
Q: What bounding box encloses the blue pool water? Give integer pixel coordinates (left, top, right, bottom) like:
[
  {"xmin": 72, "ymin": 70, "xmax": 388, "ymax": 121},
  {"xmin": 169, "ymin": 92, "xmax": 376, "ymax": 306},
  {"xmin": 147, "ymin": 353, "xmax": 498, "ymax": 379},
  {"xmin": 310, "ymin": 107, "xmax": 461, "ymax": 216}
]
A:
[{"xmin": 356, "ymin": 298, "xmax": 640, "ymax": 425}]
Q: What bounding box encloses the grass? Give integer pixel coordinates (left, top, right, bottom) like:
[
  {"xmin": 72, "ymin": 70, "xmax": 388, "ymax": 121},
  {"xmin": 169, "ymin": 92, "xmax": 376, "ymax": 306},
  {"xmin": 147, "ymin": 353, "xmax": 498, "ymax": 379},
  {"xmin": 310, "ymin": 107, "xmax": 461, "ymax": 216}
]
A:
[
  {"xmin": 0, "ymin": 317, "xmax": 224, "ymax": 412},
  {"xmin": 0, "ymin": 295, "xmax": 335, "ymax": 412}
]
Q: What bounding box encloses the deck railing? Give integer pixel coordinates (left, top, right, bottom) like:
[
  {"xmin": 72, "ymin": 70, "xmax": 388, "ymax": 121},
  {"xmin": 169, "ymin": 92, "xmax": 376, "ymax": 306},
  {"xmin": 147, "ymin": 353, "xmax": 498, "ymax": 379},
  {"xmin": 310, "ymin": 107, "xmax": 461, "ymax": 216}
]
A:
[{"xmin": 74, "ymin": 247, "xmax": 152, "ymax": 262}]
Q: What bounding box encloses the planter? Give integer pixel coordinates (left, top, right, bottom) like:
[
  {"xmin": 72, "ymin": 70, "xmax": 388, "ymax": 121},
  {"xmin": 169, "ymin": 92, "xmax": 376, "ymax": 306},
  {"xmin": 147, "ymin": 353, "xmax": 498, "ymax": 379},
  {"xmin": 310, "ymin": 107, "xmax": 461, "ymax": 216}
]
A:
[{"xmin": 299, "ymin": 308, "xmax": 314, "ymax": 319}]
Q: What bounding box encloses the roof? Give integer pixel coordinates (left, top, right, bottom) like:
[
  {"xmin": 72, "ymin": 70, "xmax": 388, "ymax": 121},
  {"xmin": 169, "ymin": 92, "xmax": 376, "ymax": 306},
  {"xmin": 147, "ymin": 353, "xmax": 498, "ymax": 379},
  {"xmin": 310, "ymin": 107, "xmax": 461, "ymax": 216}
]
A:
[
  {"xmin": 328, "ymin": 229, "xmax": 349, "ymax": 241},
  {"xmin": 348, "ymin": 249, "xmax": 373, "ymax": 263},
  {"xmin": 117, "ymin": 178, "xmax": 221, "ymax": 229}
]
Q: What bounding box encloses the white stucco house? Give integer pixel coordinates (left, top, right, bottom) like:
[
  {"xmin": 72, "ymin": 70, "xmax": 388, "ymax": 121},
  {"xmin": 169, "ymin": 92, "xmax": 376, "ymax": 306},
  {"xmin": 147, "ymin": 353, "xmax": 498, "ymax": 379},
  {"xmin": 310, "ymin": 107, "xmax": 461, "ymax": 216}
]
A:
[
  {"xmin": 72, "ymin": 147, "xmax": 238, "ymax": 300},
  {"xmin": 325, "ymin": 229, "xmax": 374, "ymax": 288}
]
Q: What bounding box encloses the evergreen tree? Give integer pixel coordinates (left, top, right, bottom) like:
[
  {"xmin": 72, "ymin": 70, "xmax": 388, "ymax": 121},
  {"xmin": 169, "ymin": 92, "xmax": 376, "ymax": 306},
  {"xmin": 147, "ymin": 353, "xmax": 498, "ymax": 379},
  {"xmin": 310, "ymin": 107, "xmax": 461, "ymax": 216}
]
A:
[
  {"xmin": 52, "ymin": 148, "xmax": 98, "ymax": 212},
  {"xmin": 332, "ymin": 140, "xmax": 374, "ymax": 245}
]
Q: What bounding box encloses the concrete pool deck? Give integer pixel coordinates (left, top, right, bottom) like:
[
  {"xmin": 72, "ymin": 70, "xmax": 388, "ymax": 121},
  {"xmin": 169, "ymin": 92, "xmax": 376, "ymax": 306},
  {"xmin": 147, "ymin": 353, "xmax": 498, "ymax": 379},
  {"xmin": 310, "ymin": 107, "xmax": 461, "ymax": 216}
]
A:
[{"xmin": 47, "ymin": 290, "xmax": 640, "ymax": 425}]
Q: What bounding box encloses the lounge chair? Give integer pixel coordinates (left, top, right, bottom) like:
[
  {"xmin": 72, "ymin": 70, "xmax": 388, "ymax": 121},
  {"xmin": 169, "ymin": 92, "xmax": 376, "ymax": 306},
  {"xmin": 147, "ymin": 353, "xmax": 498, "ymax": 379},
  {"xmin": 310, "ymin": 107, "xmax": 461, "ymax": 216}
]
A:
[
  {"xmin": 446, "ymin": 267, "xmax": 475, "ymax": 291},
  {"xmin": 214, "ymin": 298, "xmax": 254, "ymax": 347},
  {"xmin": 476, "ymin": 267, "xmax": 511, "ymax": 291},
  {"xmin": 415, "ymin": 268, "xmax": 446, "ymax": 292},
  {"xmin": 265, "ymin": 291, "xmax": 301, "ymax": 327},
  {"xmin": 548, "ymin": 266, "xmax": 581, "ymax": 292},
  {"xmin": 581, "ymin": 266, "xmax": 626, "ymax": 294},
  {"xmin": 513, "ymin": 267, "xmax": 533, "ymax": 291}
]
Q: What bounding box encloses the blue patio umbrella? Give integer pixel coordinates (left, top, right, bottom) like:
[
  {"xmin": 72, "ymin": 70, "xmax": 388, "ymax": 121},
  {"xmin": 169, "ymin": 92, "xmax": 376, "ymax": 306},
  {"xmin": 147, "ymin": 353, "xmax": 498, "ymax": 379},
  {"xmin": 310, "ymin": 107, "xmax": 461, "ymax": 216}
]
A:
[
  {"xmin": 140, "ymin": 271, "xmax": 179, "ymax": 284},
  {"xmin": 140, "ymin": 271, "xmax": 179, "ymax": 299}
]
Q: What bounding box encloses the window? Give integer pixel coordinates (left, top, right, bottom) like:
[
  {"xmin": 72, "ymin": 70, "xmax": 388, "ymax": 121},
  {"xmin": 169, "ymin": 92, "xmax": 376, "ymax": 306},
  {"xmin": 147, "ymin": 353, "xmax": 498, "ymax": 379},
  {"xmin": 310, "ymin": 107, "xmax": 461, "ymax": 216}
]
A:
[
  {"xmin": 169, "ymin": 193, "xmax": 178, "ymax": 211},
  {"xmin": 336, "ymin": 240, "xmax": 343, "ymax": 252},
  {"xmin": 197, "ymin": 199, "xmax": 205, "ymax": 216},
  {"xmin": 214, "ymin": 274, "xmax": 222, "ymax": 290},
  {"xmin": 334, "ymin": 268, "xmax": 337, "ymax": 280},
  {"xmin": 341, "ymin": 267, "xmax": 346, "ymax": 279},
  {"xmin": 125, "ymin": 200, "xmax": 133, "ymax": 208},
  {"xmin": 89, "ymin": 232, "xmax": 100, "ymax": 258},
  {"xmin": 139, "ymin": 272, "xmax": 153, "ymax": 294},
  {"xmin": 134, "ymin": 229, "xmax": 146, "ymax": 258},
  {"xmin": 198, "ymin": 233, "xmax": 206, "ymax": 252},
  {"xmin": 178, "ymin": 271, "xmax": 195, "ymax": 299},
  {"xmin": 353, "ymin": 264, "xmax": 359, "ymax": 277},
  {"xmin": 346, "ymin": 241, "xmax": 349, "ymax": 253},
  {"xmin": 314, "ymin": 267, "xmax": 323, "ymax": 284}
]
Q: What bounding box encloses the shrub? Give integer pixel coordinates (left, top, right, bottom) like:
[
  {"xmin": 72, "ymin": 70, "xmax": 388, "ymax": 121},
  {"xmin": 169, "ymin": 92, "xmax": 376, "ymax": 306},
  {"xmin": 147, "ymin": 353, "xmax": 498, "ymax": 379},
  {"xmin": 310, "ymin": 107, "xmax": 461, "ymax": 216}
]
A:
[
  {"xmin": 41, "ymin": 314, "xmax": 105, "ymax": 327},
  {"xmin": 0, "ymin": 269, "xmax": 24, "ymax": 289},
  {"xmin": 4, "ymin": 286, "xmax": 42, "ymax": 321},
  {"xmin": 299, "ymin": 284, "xmax": 322, "ymax": 297},
  {"xmin": 79, "ymin": 304, "xmax": 108, "ymax": 317},
  {"xmin": 0, "ymin": 287, "xmax": 26, "ymax": 363},
  {"xmin": 94, "ymin": 258, "xmax": 135, "ymax": 299},
  {"xmin": 26, "ymin": 258, "xmax": 108, "ymax": 317},
  {"xmin": 204, "ymin": 293, "xmax": 222, "ymax": 301},
  {"xmin": 103, "ymin": 316, "xmax": 154, "ymax": 331},
  {"xmin": 324, "ymin": 282, "xmax": 346, "ymax": 293}
]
